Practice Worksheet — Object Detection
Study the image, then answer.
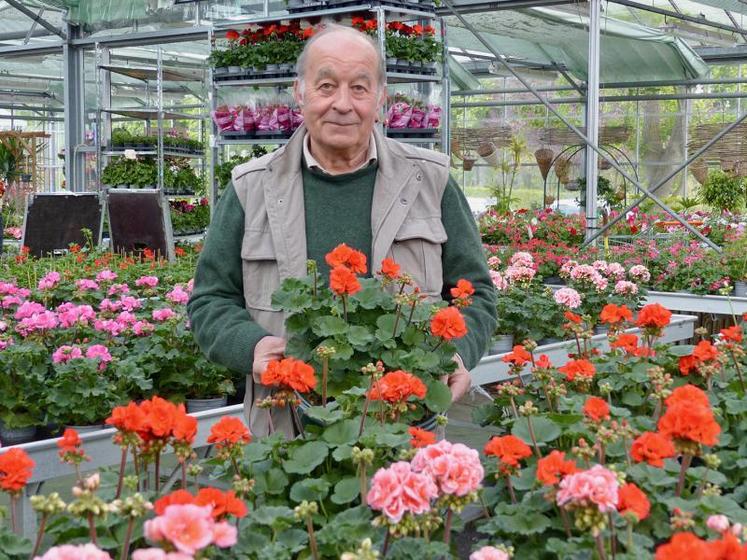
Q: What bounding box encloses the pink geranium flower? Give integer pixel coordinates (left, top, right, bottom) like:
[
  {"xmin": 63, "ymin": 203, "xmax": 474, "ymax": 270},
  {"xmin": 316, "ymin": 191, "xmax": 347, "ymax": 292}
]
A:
[
  {"xmin": 57, "ymin": 304, "xmax": 96, "ymax": 328},
  {"xmin": 86, "ymin": 345, "xmax": 112, "ymax": 370},
  {"xmin": 38, "ymin": 271, "xmax": 61, "ymax": 290},
  {"xmin": 366, "ymin": 461, "xmax": 438, "ymax": 523},
  {"xmin": 166, "ymin": 286, "xmax": 189, "ymax": 305},
  {"xmin": 107, "ymin": 283, "xmax": 130, "ymax": 296},
  {"xmin": 211, "ymin": 521, "xmax": 238, "ymax": 547},
  {"xmin": 119, "ymin": 296, "xmax": 142, "ymax": 312},
  {"xmin": 99, "ymin": 299, "xmax": 122, "ymax": 313},
  {"xmin": 556, "ymin": 464, "xmax": 619, "ymax": 513},
  {"xmin": 0, "ymin": 281, "xmax": 19, "ymax": 295},
  {"xmin": 136, "ymin": 276, "xmax": 159, "ymax": 288},
  {"xmin": 553, "ymin": 287, "xmax": 581, "ymax": 309},
  {"xmin": 52, "ymin": 345, "xmax": 83, "ymax": 364},
  {"xmin": 16, "ymin": 310, "xmax": 58, "ymax": 337},
  {"xmin": 35, "ymin": 543, "xmax": 112, "ymax": 560},
  {"xmin": 133, "ymin": 320, "xmax": 155, "ymax": 336},
  {"xmin": 411, "ymin": 440, "xmax": 484, "ymax": 497},
  {"xmin": 95, "ymin": 269, "xmax": 117, "ymax": 283},
  {"xmin": 470, "ymin": 546, "xmax": 511, "ymax": 560},
  {"xmin": 75, "ymin": 279, "xmax": 100, "ymax": 291},
  {"xmin": 14, "ymin": 301, "xmax": 45, "ymax": 320},
  {"xmin": 144, "ymin": 504, "xmax": 215, "ymax": 555},
  {"xmin": 152, "ymin": 308, "xmax": 176, "ymax": 322},
  {"xmin": 132, "ymin": 550, "xmax": 193, "ymax": 560}
]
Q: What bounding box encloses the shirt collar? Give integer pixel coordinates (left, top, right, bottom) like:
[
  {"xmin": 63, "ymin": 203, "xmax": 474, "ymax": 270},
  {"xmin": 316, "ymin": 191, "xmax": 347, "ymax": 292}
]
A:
[{"xmin": 303, "ymin": 132, "xmax": 377, "ymax": 175}]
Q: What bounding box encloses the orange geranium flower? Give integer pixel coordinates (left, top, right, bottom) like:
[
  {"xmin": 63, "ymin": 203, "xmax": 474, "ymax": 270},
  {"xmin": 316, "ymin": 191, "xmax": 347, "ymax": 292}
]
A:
[
  {"xmin": 630, "ymin": 431, "xmax": 676, "ymax": 467},
  {"xmin": 195, "ymin": 487, "xmax": 248, "ymax": 520},
  {"xmin": 679, "ymin": 354, "xmax": 699, "ymax": 376},
  {"xmin": 502, "ymin": 345, "xmax": 532, "ymax": 367},
  {"xmin": 582, "ymin": 397, "xmax": 610, "ymax": 422},
  {"xmin": 225, "ymin": 29, "xmax": 239, "ymax": 41},
  {"xmin": 207, "ymin": 416, "xmax": 252, "ymax": 448},
  {"xmin": 658, "ymin": 402, "xmax": 720, "ymax": 447},
  {"xmin": 106, "ymin": 401, "xmax": 147, "ymax": 434},
  {"xmin": 536, "ymin": 450, "xmax": 578, "ymax": 486},
  {"xmin": 564, "ymin": 310, "xmax": 582, "ymax": 324},
  {"xmin": 665, "ymin": 384, "xmax": 710, "ymax": 408},
  {"xmin": 379, "ymin": 258, "xmax": 400, "ymax": 279},
  {"xmin": 636, "ymin": 303, "xmax": 672, "ymax": 330},
  {"xmin": 329, "ymin": 265, "xmax": 362, "ymax": 296},
  {"xmin": 708, "ymin": 533, "xmax": 747, "ymax": 558},
  {"xmin": 692, "ymin": 340, "xmax": 719, "ymax": 363},
  {"xmin": 325, "ymin": 243, "xmax": 367, "ymax": 274},
  {"xmin": 557, "ymin": 359, "xmax": 596, "ymax": 382},
  {"xmin": 600, "ymin": 304, "xmax": 633, "ymax": 324},
  {"xmin": 610, "ymin": 333, "xmax": 639, "ymax": 354},
  {"xmin": 617, "ymin": 483, "xmax": 650, "ymax": 522},
  {"xmin": 720, "ymin": 325, "xmax": 743, "ymax": 343},
  {"xmin": 369, "ymin": 370, "xmax": 427, "ymax": 403},
  {"xmin": 408, "ymin": 426, "xmax": 437, "ymax": 448},
  {"xmin": 430, "ymin": 306, "xmax": 468, "ymax": 340},
  {"xmin": 450, "ymin": 279, "xmax": 475, "ymax": 307},
  {"xmin": 534, "ymin": 354, "xmax": 552, "ymax": 369},
  {"xmin": 172, "ymin": 406, "xmax": 198, "ymax": 444},
  {"xmin": 655, "ymin": 532, "xmax": 710, "ymax": 559},
  {"xmin": 0, "ymin": 449, "xmax": 35, "ymax": 494},
  {"xmin": 261, "ymin": 357, "xmax": 317, "ymax": 393},
  {"xmin": 140, "ymin": 396, "xmax": 178, "ymax": 440},
  {"xmin": 154, "ymin": 489, "xmax": 195, "ymax": 515},
  {"xmin": 484, "ymin": 435, "xmax": 532, "ymax": 468},
  {"xmin": 57, "ymin": 428, "xmax": 82, "ymax": 454}
]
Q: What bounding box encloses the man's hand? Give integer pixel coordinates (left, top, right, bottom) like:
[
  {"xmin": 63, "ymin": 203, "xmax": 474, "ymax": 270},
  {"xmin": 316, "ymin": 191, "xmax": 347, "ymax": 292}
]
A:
[
  {"xmin": 444, "ymin": 354, "xmax": 471, "ymax": 403},
  {"xmin": 252, "ymin": 336, "xmax": 286, "ymax": 384}
]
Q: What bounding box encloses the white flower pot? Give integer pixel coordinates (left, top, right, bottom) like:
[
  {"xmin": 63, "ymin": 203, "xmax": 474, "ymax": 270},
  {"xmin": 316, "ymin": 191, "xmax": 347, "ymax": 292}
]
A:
[{"xmin": 186, "ymin": 396, "xmax": 228, "ymax": 413}]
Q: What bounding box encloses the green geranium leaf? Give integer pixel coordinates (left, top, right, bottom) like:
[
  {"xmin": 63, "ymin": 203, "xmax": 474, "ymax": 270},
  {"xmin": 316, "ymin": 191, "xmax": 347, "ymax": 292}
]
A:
[
  {"xmin": 480, "ymin": 504, "xmax": 552, "ymax": 536},
  {"xmin": 283, "ymin": 441, "xmax": 329, "ymax": 474},
  {"xmin": 289, "ymin": 478, "xmax": 331, "ymax": 503},
  {"xmin": 348, "ymin": 325, "xmax": 375, "ymax": 348},
  {"xmin": 251, "ymin": 505, "xmax": 295, "ymax": 526},
  {"xmin": 332, "ymin": 444, "xmax": 353, "ymax": 461},
  {"xmin": 331, "ymin": 477, "xmax": 361, "ymax": 505},
  {"xmin": 304, "ymin": 405, "xmax": 344, "ymax": 426},
  {"xmin": 311, "ymin": 316, "xmax": 348, "ymax": 337},
  {"xmin": 667, "ymin": 345, "xmax": 694, "ymax": 357},
  {"xmin": 425, "ymin": 380, "xmax": 451, "ymax": 413},
  {"xmin": 512, "ymin": 416, "xmax": 561, "ymax": 443},
  {"xmin": 322, "ymin": 419, "xmax": 360, "ymax": 446}
]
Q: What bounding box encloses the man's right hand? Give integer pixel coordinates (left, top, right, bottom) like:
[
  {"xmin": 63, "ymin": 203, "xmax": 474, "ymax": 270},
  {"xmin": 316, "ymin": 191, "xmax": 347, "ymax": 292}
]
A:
[{"xmin": 252, "ymin": 336, "xmax": 287, "ymax": 384}]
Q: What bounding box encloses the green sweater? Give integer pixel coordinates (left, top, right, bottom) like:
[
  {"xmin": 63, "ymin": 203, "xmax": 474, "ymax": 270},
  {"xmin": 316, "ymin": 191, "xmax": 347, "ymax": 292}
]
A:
[{"xmin": 187, "ymin": 164, "xmax": 497, "ymax": 378}]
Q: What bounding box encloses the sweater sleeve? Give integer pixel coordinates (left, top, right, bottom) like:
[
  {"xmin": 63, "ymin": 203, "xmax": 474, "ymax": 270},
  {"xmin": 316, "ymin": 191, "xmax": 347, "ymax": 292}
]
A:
[
  {"xmin": 440, "ymin": 176, "xmax": 498, "ymax": 370},
  {"xmin": 187, "ymin": 182, "xmax": 270, "ymax": 375}
]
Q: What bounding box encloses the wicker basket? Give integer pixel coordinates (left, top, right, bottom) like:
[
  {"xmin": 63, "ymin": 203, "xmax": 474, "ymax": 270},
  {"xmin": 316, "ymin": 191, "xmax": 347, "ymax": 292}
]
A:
[
  {"xmin": 690, "ymin": 160, "xmax": 708, "ymax": 185},
  {"xmin": 478, "ymin": 142, "xmax": 499, "ymax": 166},
  {"xmin": 463, "ymin": 157, "xmax": 476, "ymax": 171},
  {"xmin": 534, "ymin": 148, "xmax": 554, "ymax": 181},
  {"xmin": 555, "ymin": 156, "xmax": 571, "ymax": 184}
]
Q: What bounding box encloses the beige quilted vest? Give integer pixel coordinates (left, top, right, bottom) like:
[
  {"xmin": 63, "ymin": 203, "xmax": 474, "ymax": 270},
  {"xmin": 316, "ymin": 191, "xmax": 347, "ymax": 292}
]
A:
[{"xmin": 232, "ymin": 125, "xmax": 450, "ymax": 436}]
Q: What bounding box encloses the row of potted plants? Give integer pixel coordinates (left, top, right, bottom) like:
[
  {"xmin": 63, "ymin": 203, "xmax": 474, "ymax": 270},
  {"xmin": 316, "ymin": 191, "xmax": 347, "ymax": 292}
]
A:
[
  {"xmin": 110, "ymin": 129, "xmax": 203, "ymax": 154},
  {"xmin": 211, "ymin": 99, "xmax": 304, "ymax": 137},
  {"xmin": 169, "ymin": 198, "xmax": 210, "ymax": 236},
  {"xmin": 0, "ymin": 244, "xmax": 235, "ymax": 444},
  {"xmin": 101, "ymin": 153, "xmax": 204, "ymax": 195},
  {"xmin": 385, "ymin": 93, "xmax": 442, "ymax": 134},
  {"xmin": 2, "ymin": 298, "xmax": 747, "ymax": 558}
]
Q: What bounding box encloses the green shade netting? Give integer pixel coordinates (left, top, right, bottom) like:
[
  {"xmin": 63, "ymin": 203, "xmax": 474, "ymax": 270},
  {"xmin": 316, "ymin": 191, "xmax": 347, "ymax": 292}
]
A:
[{"xmin": 445, "ymin": 7, "xmax": 710, "ymax": 84}]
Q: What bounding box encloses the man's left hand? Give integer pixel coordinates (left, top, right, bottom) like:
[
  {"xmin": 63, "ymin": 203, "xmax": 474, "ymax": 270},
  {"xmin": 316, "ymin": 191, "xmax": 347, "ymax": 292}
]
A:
[{"xmin": 447, "ymin": 354, "xmax": 471, "ymax": 403}]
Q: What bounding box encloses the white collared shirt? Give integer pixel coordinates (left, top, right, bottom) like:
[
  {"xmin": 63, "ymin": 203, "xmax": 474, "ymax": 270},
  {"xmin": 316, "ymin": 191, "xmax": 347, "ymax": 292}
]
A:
[{"xmin": 303, "ymin": 132, "xmax": 377, "ymax": 175}]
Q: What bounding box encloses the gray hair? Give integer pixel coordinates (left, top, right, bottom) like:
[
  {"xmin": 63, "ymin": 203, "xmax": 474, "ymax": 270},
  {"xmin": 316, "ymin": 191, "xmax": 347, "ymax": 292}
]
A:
[{"xmin": 295, "ymin": 23, "xmax": 386, "ymax": 96}]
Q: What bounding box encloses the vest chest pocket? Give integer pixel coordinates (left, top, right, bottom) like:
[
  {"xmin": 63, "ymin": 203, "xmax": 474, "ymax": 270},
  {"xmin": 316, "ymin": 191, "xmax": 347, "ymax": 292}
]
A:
[
  {"xmin": 241, "ymin": 229, "xmax": 281, "ymax": 312},
  {"xmin": 390, "ymin": 217, "xmax": 447, "ymax": 298}
]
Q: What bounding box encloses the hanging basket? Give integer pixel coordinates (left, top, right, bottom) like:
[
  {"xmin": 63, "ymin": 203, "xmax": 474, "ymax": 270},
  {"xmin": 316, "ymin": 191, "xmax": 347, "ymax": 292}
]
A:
[
  {"xmin": 690, "ymin": 161, "xmax": 708, "ymax": 185},
  {"xmin": 555, "ymin": 156, "xmax": 571, "ymax": 184},
  {"xmin": 534, "ymin": 148, "xmax": 554, "ymax": 181},
  {"xmin": 598, "ymin": 158, "xmax": 612, "ymax": 171},
  {"xmin": 462, "ymin": 157, "xmax": 476, "ymax": 171},
  {"xmin": 478, "ymin": 142, "xmax": 499, "ymax": 166},
  {"xmin": 565, "ymin": 179, "xmax": 581, "ymax": 192}
]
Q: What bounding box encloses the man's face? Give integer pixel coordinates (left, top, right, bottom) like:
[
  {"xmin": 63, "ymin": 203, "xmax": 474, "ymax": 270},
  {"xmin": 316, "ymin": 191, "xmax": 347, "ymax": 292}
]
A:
[{"xmin": 295, "ymin": 32, "xmax": 383, "ymax": 154}]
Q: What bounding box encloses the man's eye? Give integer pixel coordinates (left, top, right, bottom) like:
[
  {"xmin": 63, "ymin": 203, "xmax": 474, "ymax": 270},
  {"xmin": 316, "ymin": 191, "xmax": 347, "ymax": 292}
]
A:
[
  {"xmin": 319, "ymin": 83, "xmax": 334, "ymax": 91},
  {"xmin": 352, "ymin": 85, "xmax": 367, "ymax": 93}
]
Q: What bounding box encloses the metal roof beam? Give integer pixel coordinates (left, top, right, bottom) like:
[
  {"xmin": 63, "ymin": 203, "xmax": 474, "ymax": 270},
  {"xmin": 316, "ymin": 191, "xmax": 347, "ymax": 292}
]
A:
[
  {"xmin": 696, "ymin": 45, "xmax": 747, "ymax": 61},
  {"xmin": 609, "ymin": 0, "xmax": 747, "ymax": 36},
  {"xmin": 436, "ymin": 0, "xmax": 567, "ymax": 14},
  {"xmin": 3, "ymin": 0, "xmax": 65, "ymax": 39},
  {"xmin": 725, "ymin": 10, "xmax": 747, "ymax": 42}
]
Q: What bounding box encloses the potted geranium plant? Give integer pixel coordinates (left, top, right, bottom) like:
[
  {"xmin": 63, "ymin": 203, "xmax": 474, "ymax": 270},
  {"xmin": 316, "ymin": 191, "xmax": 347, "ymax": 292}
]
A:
[{"xmin": 0, "ymin": 340, "xmax": 48, "ymax": 444}]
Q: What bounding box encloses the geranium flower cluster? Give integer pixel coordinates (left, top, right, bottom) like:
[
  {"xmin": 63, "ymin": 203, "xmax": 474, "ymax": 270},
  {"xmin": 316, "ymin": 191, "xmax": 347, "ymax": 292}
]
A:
[
  {"xmin": 141, "ymin": 503, "xmax": 237, "ymax": 555},
  {"xmin": 367, "ymin": 439, "xmax": 483, "ymax": 527}
]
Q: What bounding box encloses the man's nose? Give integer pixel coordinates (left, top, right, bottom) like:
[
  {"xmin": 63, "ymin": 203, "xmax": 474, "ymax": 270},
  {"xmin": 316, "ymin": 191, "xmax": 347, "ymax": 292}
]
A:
[{"xmin": 331, "ymin": 85, "xmax": 353, "ymax": 112}]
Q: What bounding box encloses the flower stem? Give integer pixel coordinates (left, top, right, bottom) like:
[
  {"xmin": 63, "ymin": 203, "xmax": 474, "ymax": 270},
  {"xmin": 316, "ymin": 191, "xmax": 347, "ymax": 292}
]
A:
[
  {"xmin": 729, "ymin": 350, "xmax": 746, "ymax": 393},
  {"xmin": 30, "ymin": 513, "xmax": 47, "ymax": 558},
  {"xmin": 358, "ymin": 372, "xmax": 376, "ymax": 438},
  {"xmin": 359, "ymin": 463, "xmax": 368, "ymax": 507},
  {"xmin": 154, "ymin": 452, "xmax": 161, "ymax": 494},
  {"xmin": 181, "ymin": 461, "xmax": 187, "ymax": 490},
  {"xmin": 290, "ymin": 404, "xmax": 306, "ymax": 439},
  {"xmin": 595, "ymin": 534, "xmax": 608, "ymax": 560},
  {"xmin": 115, "ymin": 448, "xmax": 127, "ymax": 499},
  {"xmin": 443, "ymin": 508, "xmax": 454, "ymax": 546},
  {"xmin": 676, "ymin": 453, "xmax": 692, "ymax": 497},
  {"xmin": 505, "ymin": 475, "xmax": 517, "ymax": 504},
  {"xmin": 306, "ymin": 516, "xmax": 319, "ymax": 560},
  {"xmin": 697, "ymin": 467, "xmax": 710, "ymax": 498},
  {"xmin": 120, "ymin": 517, "xmax": 135, "ymax": 560},
  {"xmin": 321, "ymin": 357, "xmax": 329, "ymax": 408},
  {"xmin": 382, "ymin": 531, "xmax": 391, "ymax": 557},
  {"xmin": 405, "ymin": 300, "xmax": 417, "ymax": 328},
  {"xmin": 627, "ymin": 521, "xmax": 634, "ymax": 551},
  {"xmin": 9, "ymin": 494, "xmax": 17, "ymax": 534},
  {"xmin": 525, "ymin": 416, "xmax": 543, "ymax": 458},
  {"xmin": 559, "ymin": 506, "xmax": 572, "ymax": 538},
  {"xmin": 342, "ymin": 295, "xmax": 348, "ymax": 323},
  {"xmin": 87, "ymin": 513, "xmax": 98, "ymax": 545}
]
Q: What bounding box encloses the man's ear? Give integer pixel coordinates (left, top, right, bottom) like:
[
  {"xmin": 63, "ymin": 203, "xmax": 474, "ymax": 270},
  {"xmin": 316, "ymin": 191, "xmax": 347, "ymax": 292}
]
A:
[{"xmin": 293, "ymin": 80, "xmax": 304, "ymax": 108}]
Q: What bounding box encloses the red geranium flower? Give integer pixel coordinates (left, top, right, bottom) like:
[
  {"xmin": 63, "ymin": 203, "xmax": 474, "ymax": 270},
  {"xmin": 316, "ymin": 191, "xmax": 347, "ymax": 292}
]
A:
[
  {"xmin": 450, "ymin": 278, "xmax": 475, "ymax": 306},
  {"xmin": 207, "ymin": 417, "xmax": 252, "ymax": 449},
  {"xmin": 154, "ymin": 489, "xmax": 195, "ymax": 515},
  {"xmin": 430, "ymin": 306, "xmax": 468, "ymax": 340},
  {"xmin": 502, "ymin": 345, "xmax": 532, "ymax": 367},
  {"xmin": 721, "ymin": 325, "xmax": 743, "ymax": 343},
  {"xmin": 558, "ymin": 359, "xmax": 596, "ymax": 382},
  {"xmin": 534, "ymin": 354, "xmax": 552, "ymax": 369},
  {"xmin": 630, "ymin": 431, "xmax": 675, "ymax": 467},
  {"xmin": 172, "ymin": 406, "xmax": 198, "ymax": 445},
  {"xmin": 618, "ymin": 483, "xmax": 650, "ymax": 522},
  {"xmin": 369, "ymin": 370, "xmax": 427, "ymax": 403},
  {"xmin": 600, "ymin": 303, "xmax": 633, "ymax": 324},
  {"xmin": 325, "ymin": 243, "xmax": 367, "ymax": 274},
  {"xmin": 536, "ymin": 450, "xmax": 578, "ymax": 486},
  {"xmin": 195, "ymin": 487, "xmax": 248, "ymax": 520},
  {"xmin": 655, "ymin": 532, "xmax": 710, "ymax": 559},
  {"xmin": 225, "ymin": 29, "xmax": 240, "ymax": 41},
  {"xmin": 564, "ymin": 310, "xmax": 582, "ymax": 324},
  {"xmin": 582, "ymin": 397, "xmax": 610, "ymax": 422},
  {"xmin": 610, "ymin": 333, "xmax": 639, "ymax": 354},
  {"xmin": 261, "ymin": 357, "xmax": 317, "ymax": 393},
  {"xmin": 330, "ymin": 266, "xmax": 361, "ymax": 296},
  {"xmin": 658, "ymin": 402, "xmax": 720, "ymax": 447},
  {"xmin": 665, "ymin": 384, "xmax": 710, "ymax": 408},
  {"xmin": 692, "ymin": 339, "xmax": 719, "ymax": 363},
  {"xmin": 484, "ymin": 435, "xmax": 532, "ymax": 469},
  {"xmin": 379, "ymin": 257, "xmax": 401, "ymax": 280},
  {"xmin": 636, "ymin": 303, "xmax": 672, "ymax": 330},
  {"xmin": 408, "ymin": 426, "xmax": 437, "ymax": 448},
  {"xmin": 0, "ymin": 449, "xmax": 35, "ymax": 494}
]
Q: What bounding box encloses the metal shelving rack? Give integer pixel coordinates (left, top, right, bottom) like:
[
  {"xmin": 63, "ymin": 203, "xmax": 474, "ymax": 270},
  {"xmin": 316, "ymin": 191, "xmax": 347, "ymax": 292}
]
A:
[
  {"xmin": 207, "ymin": 1, "xmax": 449, "ymax": 207},
  {"xmin": 95, "ymin": 46, "xmax": 207, "ymax": 193}
]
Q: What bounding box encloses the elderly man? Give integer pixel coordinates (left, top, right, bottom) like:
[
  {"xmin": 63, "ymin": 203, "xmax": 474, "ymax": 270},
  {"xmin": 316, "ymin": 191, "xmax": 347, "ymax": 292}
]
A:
[{"xmin": 188, "ymin": 24, "xmax": 497, "ymax": 435}]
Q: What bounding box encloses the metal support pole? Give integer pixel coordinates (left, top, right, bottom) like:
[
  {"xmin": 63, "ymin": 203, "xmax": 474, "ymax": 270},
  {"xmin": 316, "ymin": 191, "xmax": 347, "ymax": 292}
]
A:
[
  {"xmin": 441, "ymin": 0, "xmax": 720, "ymax": 251},
  {"xmin": 63, "ymin": 23, "xmax": 85, "ymax": 191},
  {"xmin": 682, "ymin": 89, "xmax": 690, "ymax": 197},
  {"xmin": 157, "ymin": 46, "xmax": 164, "ymax": 191},
  {"xmin": 585, "ymin": 0, "xmax": 601, "ymax": 243}
]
